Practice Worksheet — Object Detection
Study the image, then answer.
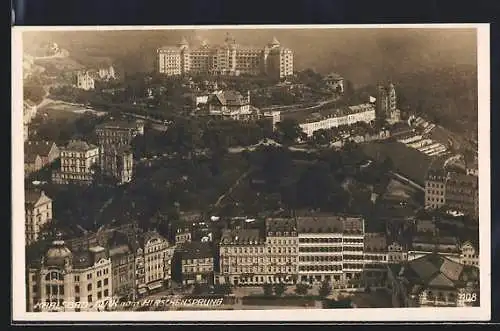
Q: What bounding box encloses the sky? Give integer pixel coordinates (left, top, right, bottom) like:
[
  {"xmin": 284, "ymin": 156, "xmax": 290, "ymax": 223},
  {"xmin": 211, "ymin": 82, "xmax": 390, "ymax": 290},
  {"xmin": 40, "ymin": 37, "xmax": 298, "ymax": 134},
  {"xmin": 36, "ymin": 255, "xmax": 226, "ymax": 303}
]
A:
[{"xmin": 22, "ymin": 27, "xmax": 477, "ymax": 87}]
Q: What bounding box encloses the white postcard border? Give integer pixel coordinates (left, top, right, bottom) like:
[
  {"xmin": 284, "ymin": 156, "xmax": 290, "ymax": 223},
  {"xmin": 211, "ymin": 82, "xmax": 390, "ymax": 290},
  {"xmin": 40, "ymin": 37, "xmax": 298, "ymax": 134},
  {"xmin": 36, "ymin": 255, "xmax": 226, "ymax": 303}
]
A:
[{"xmin": 11, "ymin": 24, "xmax": 491, "ymax": 322}]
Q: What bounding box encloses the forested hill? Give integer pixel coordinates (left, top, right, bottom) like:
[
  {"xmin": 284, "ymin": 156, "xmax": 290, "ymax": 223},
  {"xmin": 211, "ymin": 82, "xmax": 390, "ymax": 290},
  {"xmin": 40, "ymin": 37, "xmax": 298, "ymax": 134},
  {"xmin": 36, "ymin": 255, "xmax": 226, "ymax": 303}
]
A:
[{"xmin": 396, "ymin": 64, "xmax": 478, "ymax": 139}]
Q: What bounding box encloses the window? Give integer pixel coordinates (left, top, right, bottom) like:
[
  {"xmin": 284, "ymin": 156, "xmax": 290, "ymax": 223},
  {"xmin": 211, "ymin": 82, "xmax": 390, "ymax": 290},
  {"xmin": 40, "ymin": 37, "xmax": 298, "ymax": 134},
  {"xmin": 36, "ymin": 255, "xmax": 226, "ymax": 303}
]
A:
[
  {"xmin": 74, "ymin": 275, "xmax": 80, "ymax": 282},
  {"xmin": 75, "ymin": 296, "xmax": 80, "ymax": 302},
  {"xmin": 87, "ymin": 283, "xmax": 92, "ymax": 291},
  {"xmin": 97, "ymin": 291, "xmax": 102, "ymax": 299},
  {"xmin": 104, "ymin": 289, "xmax": 109, "ymax": 297},
  {"xmin": 97, "ymin": 280, "xmax": 102, "ymax": 288},
  {"xmin": 87, "ymin": 273, "xmax": 92, "ymax": 280},
  {"xmin": 87, "ymin": 295, "xmax": 92, "ymax": 303},
  {"xmin": 75, "ymin": 285, "xmax": 80, "ymax": 293}
]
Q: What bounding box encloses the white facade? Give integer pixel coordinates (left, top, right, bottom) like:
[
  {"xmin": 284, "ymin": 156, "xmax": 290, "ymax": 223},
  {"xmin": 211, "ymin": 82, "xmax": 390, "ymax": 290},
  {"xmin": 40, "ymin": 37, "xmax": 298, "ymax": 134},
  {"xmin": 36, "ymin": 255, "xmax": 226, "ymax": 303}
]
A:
[{"xmin": 299, "ymin": 104, "xmax": 376, "ymax": 137}]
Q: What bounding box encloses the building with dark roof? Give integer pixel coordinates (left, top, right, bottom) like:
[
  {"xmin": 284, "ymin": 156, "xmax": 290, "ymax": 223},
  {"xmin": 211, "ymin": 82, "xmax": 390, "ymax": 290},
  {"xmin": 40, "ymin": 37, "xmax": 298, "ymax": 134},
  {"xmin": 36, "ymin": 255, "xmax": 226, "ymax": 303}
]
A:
[
  {"xmin": 27, "ymin": 240, "xmax": 113, "ymax": 312},
  {"xmin": 363, "ymin": 233, "xmax": 389, "ymax": 288},
  {"xmin": 207, "ymin": 90, "xmax": 253, "ymax": 120},
  {"xmin": 174, "ymin": 241, "xmax": 214, "ymax": 286},
  {"xmin": 24, "ymin": 141, "xmax": 60, "ymax": 176},
  {"xmin": 107, "ymin": 231, "xmax": 136, "ymax": 300},
  {"xmin": 387, "ymin": 254, "xmax": 479, "ymax": 307},
  {"xmin": 218, "ymin": 228, "xmax": 271, "ymax": 286},
  {"xmin": 408, "ymin": 234, "xmax": 461, "ymax": 263},
  {"xmin": 25, "ymin": 189, "xmax": 53, "ymax": 245},
  {"xmin": 132, "ymin": 231, "xmax": 171, "ymax": 296}
]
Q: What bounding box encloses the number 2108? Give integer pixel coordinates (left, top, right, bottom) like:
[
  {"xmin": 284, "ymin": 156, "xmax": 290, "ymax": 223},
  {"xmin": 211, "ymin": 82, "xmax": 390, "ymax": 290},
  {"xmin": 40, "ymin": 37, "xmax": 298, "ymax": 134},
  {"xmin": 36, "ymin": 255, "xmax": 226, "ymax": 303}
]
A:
[{"xmin": 459, "ymin": 293, "xmax": 477, "ymax": 302}]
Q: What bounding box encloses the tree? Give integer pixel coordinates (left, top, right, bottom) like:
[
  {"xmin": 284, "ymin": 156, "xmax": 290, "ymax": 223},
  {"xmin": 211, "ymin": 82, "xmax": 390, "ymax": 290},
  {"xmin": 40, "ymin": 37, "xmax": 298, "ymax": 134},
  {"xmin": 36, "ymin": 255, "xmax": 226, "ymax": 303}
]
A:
[
  {"xmin": 295, "ymin": 283, "xmax": 310, "ymax": 296},
  {"xmin": 263, "ymin": 284, "xmax": 273, "ymax": 296},
  {"xmin": 318, "ymin": 281, "xmax": 332, "ymax": 298},
  {"xmin": 273, "ymin": 283, "xmax": 286, "ymax": 297},
  {"xmin": 275, "ymin": 118, "xmax": 304, "ymax": 145},
  {"xmin": 192, "ymin": 283, "xmax": 204, "ymax": 295}
]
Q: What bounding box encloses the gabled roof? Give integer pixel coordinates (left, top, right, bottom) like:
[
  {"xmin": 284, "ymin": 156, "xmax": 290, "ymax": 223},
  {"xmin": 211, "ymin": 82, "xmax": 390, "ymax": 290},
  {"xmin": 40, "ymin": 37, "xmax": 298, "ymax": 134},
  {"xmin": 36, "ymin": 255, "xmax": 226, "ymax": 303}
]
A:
[
  {"xmin": 210, "ymin": 90, "xmax": 248, "ymax": 107},
  {"xmin": 397, "ymin": 254, "xmax": 478, "ymax": 292},
  {"xmin": 25, "ymin": 189, "xmax": 50, "ymax": 206},
  {"xmin": 25, "ymin": 141, "xmax": 56, "ymax": 158}
]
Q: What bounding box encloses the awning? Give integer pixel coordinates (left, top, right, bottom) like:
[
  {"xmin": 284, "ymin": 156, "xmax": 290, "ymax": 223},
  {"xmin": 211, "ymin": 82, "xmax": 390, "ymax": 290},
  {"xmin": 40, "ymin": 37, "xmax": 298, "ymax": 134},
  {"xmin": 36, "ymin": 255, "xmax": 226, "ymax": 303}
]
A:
[{"xmin": 147, "ymin": 282, "xmax": 163, "ymax": 290}]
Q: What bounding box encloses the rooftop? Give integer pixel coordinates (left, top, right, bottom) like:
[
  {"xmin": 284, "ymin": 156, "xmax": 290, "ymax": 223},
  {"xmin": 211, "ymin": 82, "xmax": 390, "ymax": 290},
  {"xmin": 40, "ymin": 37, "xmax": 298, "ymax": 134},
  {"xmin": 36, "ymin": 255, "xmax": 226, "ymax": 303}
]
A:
[
  {"xmin": 209, "ymin": 90, "xmax": 249, "ymax": 107},
  {"xmin": 95, "ymin": 120, "xmax": 142, "ymax": 130},
  {"xmin": 265, "ymin": 218, "xmax": 297, "ymax": 233},
  {"xmin": 25, "ymin": 141, "xmax": 56, "ymax": 158},
  {"xmin": 178, "ymin": 241, "xmax": 213, "ymax": 260},
  {"xmin": 364, "ymin": 233, "xmax": 387, "ymax": 252},
  {"xmin": 25, "ymin": 189, "xmax": 49, "ymax": 205},
  {"xmin": 220, "ymin": 229, "xmax": 264, "ymax": 245},
  {"xmin": 62, "ymin": 140, "xmax": 98, "ymax": 152},
  {"xmin": 296, "ymin": 214, "xmax": 364, "ymax": 234},
  {"xmin": 289, "ymin": 103, "xmax": 375, "ymax": 124}
]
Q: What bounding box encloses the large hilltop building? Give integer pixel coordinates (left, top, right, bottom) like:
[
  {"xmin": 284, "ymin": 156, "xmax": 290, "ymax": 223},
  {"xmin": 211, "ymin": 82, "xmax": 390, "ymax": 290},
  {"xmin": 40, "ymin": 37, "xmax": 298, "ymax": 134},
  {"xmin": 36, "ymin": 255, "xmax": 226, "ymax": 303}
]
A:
[
  {"xmin": 157, "ymin": 36, "xmax": 293, "ymax": 79},
  {"xmin": 52, "ymin": 140, "xmax": 100, "ymax": 185}
]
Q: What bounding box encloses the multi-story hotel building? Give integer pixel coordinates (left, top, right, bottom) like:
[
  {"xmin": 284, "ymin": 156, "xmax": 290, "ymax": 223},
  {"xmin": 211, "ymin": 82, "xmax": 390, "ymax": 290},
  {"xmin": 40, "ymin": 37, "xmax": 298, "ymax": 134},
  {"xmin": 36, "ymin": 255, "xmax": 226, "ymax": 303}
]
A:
[
  {"xmin": 157, "ymin": 36, "xmax": 293, "ymax": 79},
  {"xmin": 296, "ymin": 214, "xmax": 365, "ymax": 289},
  {"xmin": 27, "ymin": 240, "xmax": 113, "ymax": 312},
  {"xmin": 95, "ymin": 120, "xmax": 144, "ymax": 184},
  {"xmin": 95, "ymin": 120, "xmax": 145, "ymax": 146},
  {"xmin": 424, "ymin": 170, "xmax": 479, "ymax": 220},
  {"xmin": 74, "ymin": 71, "xmax": 95, "ymax": 90},
  {"xmin": 218, "ymin": 228, "xmax": 267, "ymax": 286},
  {"xmin": 363, "ymin": 233, "xmax": 388, "ymax": 288},
  {"xmin": 298, "ymin": 103, "xmax": 376, "ymax": 137},
  {"xmin": 265, "ymin": 218, "xmax": 299, "ymax": 284},
  {"xmin": 133, "ymin": 231, "xmax": 170, "ymax": 297},
  {"xmin": 407, "ymin": 235, "xmax": 461, "ymax": 263},
  {"xmin": 25, "ymin": 190, "xmax": 53, "ymax": 245},
  {"xmin": 445, "ymin": 172, "xmax": 479, "ymax": 220},
  {"xmin": 100, "ymin": 145, "xmax": 134, "ymax": 185},
  {"xmin": 107, "ymin": 231, "xmax": 136, "ymax": 301},
  {"xmin": 52, "ymin": 140, "xmax": 100, "ymax": 185},
  {"xmin": 174, "ymin": 241, "xmax": 214, "ymax": 286},
  {"xmin": 424, "ymin": 170, "xmax": 447, "ymax": 210}
]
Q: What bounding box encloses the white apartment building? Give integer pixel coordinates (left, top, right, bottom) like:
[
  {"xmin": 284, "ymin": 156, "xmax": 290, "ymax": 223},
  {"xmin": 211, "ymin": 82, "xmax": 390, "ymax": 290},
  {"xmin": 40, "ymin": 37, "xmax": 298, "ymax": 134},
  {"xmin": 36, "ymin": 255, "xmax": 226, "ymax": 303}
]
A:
[
  {"xmin": 25, "ymin": 190, "xmax": 53, "ymax": 245},
  {"xmin": 265, "ymin": 218, "xmax": 299, "ymax": 285},
  {"xmin": 27, "ymin": 241, "xmax": 113, "ymax": 312},
  {"xmin": 134, "ymin": 231, "xmax": 170, "ymax": 296},
  {"xmin": 297, "ymin": 214, "xmax": 365, "ymax": 289},
  {"xmin": 299, "ymin": 103, "xmax": 376, "ymax": 137},
  {"xmin": 157, "ymin": 36, "xmax": 293, "ymax": 79},
  {"xmin": 218, "ymin": 229, "xmax": 268, "ymax": 286},
  {"xmin": 52, "ymin": 140, "xmax": 100, "ymax": 185}
]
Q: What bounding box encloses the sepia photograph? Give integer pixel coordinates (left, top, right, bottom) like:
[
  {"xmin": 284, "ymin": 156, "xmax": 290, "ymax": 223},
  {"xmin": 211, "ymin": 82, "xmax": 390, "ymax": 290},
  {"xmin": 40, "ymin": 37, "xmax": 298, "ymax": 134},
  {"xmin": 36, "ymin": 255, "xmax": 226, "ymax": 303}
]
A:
[{"xmin": 11, "ymin": 24, "xmax": 490, "ymax": 322}]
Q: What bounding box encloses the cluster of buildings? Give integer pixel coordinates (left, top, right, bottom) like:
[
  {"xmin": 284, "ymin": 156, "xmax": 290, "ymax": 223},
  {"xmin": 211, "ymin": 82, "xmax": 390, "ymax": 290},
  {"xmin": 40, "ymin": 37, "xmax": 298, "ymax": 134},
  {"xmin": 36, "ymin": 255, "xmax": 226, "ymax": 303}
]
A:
[
  {"xmin": 295, "ymin": 83, "xmax": 401, "ymax": 137},
  {"xmin": 25, "ymin": 207, "xmax": 480, "ymax": 311},
  {"xmin": 157, "ymin": 36, "xmax": 293, "ymax": 80},
  {"xmin": 51, "ymin": 120, "xmax": 143, "ymax": 185},
  {"xmin": 424, "ymin": 160, "xmax": 479, "ymax": 220},
  {"xmin": 195, "ymin": 89, "xmax": 280, "ymax": 128},
  {"xmin": 26, "ymin": 225, "xmax": 212, "ymax": 312},
  {"xmin": 74, "ymin": 65, "xmax": 116, "ymax": 91}
]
